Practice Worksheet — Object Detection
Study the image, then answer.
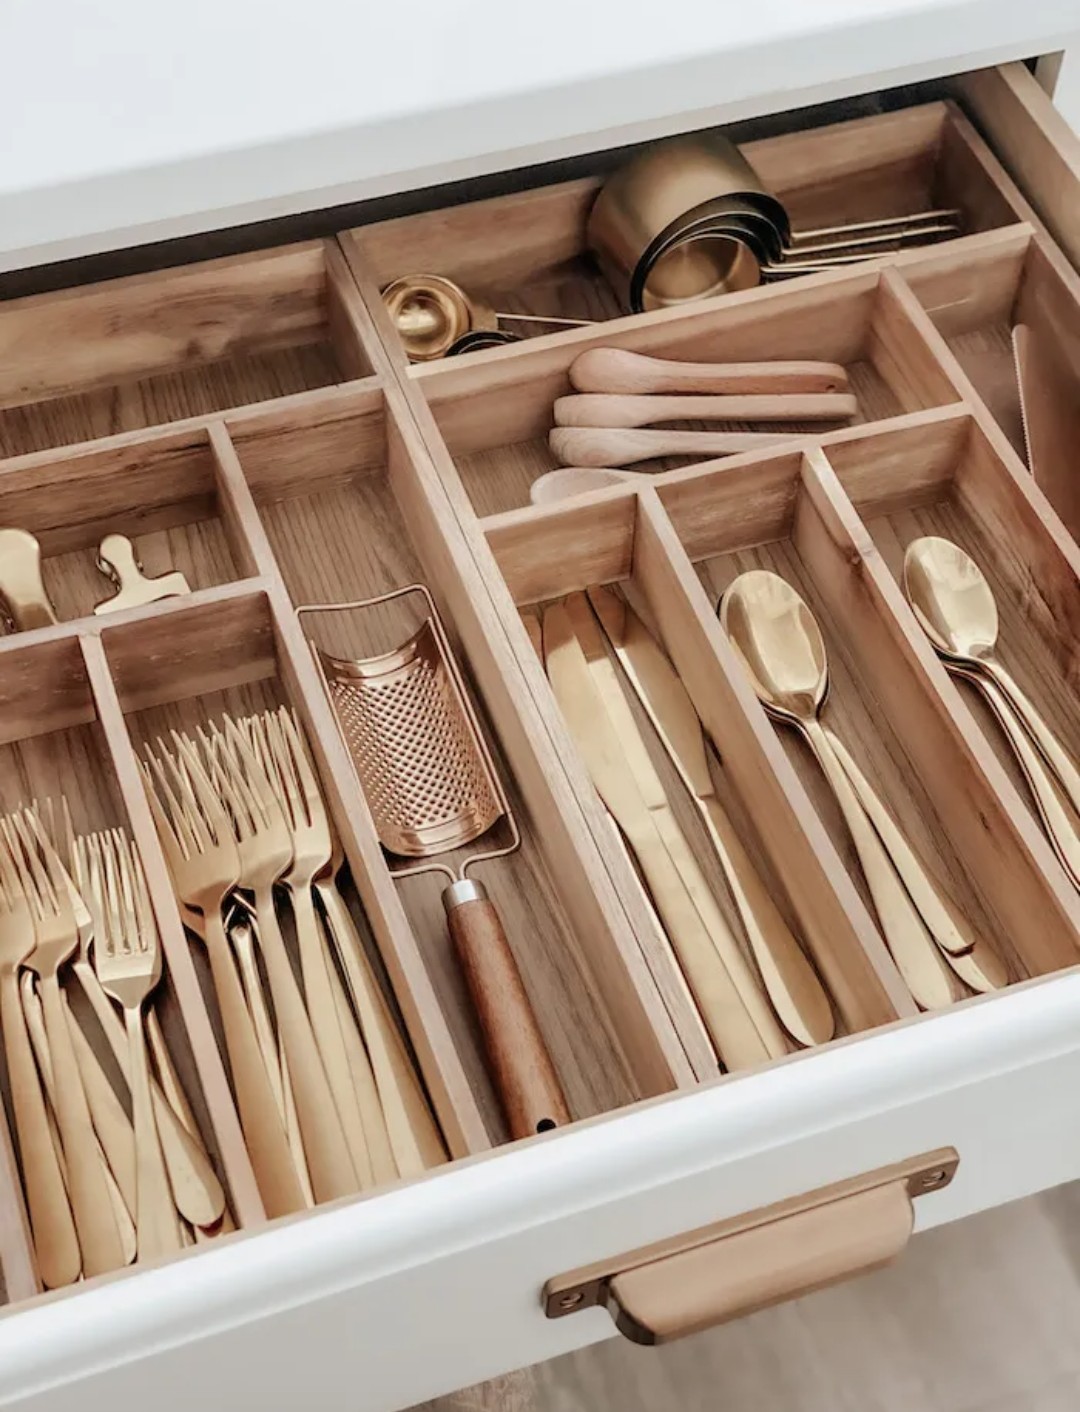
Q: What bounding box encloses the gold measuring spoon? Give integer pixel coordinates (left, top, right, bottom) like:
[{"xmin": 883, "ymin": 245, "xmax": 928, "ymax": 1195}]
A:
[
  {"xmin": 903, "ymin": 535, "xmax": 1080, "ymax": 886},
  {"xmin": 719, "ymin": 569, "xmax": 985, "ymax": 1008}
]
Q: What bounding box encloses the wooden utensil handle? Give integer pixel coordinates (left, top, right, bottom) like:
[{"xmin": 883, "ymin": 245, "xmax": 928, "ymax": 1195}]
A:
[
  {"xmin": 549, "ymin": 426, "xmax": 794, "ymax": 469},
  {"xmin": 553, "ymin": 392, "xmax": 858, "ymax": 429},
  {"xmin": 253, "ymin": 888, "xmax": 358, "ymax": 1202},
  {"xmin": 444, "ymin": 880, "xmax": 570, "ymax": 1139},
  {"xmin": 203, "ymin": 910, "xmax": 305, "ymax": 1218},
  {"xmin": 567, "ymin": 348, "xmax": 851, "ymax": 396},
  {"xmin": 0, "ymin": 970, "xmax": 80, "ymax": 1288}
]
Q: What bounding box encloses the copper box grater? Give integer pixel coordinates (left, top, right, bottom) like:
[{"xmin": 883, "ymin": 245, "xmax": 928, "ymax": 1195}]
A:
[{"xmin": 298, "ymin": 585, "xmax": 569, "ymax": 1140}]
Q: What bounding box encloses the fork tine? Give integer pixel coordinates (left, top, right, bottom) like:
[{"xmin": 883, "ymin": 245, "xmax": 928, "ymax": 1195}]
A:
[
  {"xmin": 224, "ymin": 716, "xmax": 279, "ymax": 826},
  {"xmin": 110, "ymin": 830, "xmax": 139, "ymax": 954},
  {"xmin": 173, "ymin": 732, "xmax": 235, "ymax": 844},
  {"xmin": 3, "ymin": 817, "xmax": 41, "ymax": 920},
  {"xmin": 100, "ymin": 832, "xmax": 125, "ymax": 957},
  {"xmin": 61, "ymin": 797, "xmax": 77, "ymax": 874},
  {"xmin": 209, "ymin": 731, "xmax": 262, "ymax": 839},
  {"xmin": 0, "ymin": 819, "xmax": 23, "ymax": 904},
  {"xmin": 16, "ymin": 811, "xmax": 58, "ymax": 911},
  {"xmin": 279, "ymin": 708, "xmax": 323, "ymax": 824},
  {"xmin": 264, "ymin": 712, "xmax": 306, "ymax": 830},
  {"xmin": 128, "ymin": 841, "xmax": 158, "ymax": 957},
  {"xmin": 145, "ymin": 750, "xmax": 198, "ymax": 857}
]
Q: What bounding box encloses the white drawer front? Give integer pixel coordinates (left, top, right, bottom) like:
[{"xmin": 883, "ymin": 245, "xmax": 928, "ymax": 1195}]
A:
[{"xmin": 2, "ymin": 972, "xmax": 1079, "ymax": 1412}]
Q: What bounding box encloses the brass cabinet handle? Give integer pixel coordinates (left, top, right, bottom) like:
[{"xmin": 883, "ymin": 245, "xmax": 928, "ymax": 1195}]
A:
[{"xmin": 544, "ymin": 1148, "xmax": 958, "ymax": 1344}]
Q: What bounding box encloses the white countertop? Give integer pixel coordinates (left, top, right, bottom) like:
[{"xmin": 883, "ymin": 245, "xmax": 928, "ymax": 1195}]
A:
[{"xmin": 2, "ymin": 0, "xmax": 1078, "ymax": 273}]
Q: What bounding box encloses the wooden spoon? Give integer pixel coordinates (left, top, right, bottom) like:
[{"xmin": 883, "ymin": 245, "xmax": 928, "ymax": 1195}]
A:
[
  {"xmin": 529, "ymin": 468, "xmax": 642, "ymax": 504},
  {"xmin": 568, "ymin": 348, "xmax": 851, "ymax": 396},
  {"xmin": 554, "ymin": 391, "xmax": 857, "ymax": 428},
  {"xmin": 550, "ymin": 427, "xmax": 794, "ymax": 468}
]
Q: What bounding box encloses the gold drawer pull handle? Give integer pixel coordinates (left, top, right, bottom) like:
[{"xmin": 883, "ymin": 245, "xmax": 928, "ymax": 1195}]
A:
[{"xmin": 544, "ymin": 1148, "xmax": 958, "ymax": 1345}]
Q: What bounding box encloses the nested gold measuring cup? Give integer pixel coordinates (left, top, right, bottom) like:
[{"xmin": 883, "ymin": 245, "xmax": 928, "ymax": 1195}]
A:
[{"xmin": 298, "ymin": 584, "xmax": 570, "ymax": 1140}]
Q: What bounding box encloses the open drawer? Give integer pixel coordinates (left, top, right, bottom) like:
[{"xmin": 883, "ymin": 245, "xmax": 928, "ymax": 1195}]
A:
[{"xmin": 2, "ymin": 55, "xmax": 1080, "ymax": 1412}]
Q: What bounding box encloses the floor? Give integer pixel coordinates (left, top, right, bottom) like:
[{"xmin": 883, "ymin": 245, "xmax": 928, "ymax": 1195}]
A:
[{"xmin": 415, "ymin": 1183, "xmax": 1080, "ymax": 1412}]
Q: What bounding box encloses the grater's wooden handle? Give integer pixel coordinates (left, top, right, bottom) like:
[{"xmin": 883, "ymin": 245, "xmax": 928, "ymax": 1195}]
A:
[{"xmin": 444, "ymin": 881, "xmax": 571, "ymax": 1140}]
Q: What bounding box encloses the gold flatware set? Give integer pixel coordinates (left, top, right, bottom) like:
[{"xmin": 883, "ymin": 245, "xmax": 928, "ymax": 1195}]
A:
[
  {"xmin": 903, "ymin": 536, "xmax": 1080, "ymax": 890},
  {"xmin": 0, "ymin": 802, "xmax": 225, "ymax": 1287},
  {"xmin": 141, "ymin": 706, "xmax": 447, "ymax": 1219},
  {"xmin": 530, "ymin": 587, "xmax": 834, "ymax": 1071}
]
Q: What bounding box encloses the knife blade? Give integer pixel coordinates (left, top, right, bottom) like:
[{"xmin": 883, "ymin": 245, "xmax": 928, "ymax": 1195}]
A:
[
  {"xmin": 587, "ymin": 584, "xmax": 835, "ymax": 1046},
  {"xmin": 547, "ymin": 593, "xmax": 784, "ymax": 1067}
]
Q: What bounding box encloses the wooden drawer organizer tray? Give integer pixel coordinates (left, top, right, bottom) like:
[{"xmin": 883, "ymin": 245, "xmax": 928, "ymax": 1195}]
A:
[{"xmin": 2, "ymin": 75, "xmax": 1080, "ymax": 1310}]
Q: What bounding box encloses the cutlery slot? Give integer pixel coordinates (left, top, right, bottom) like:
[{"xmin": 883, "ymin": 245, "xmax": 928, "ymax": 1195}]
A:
[
  {"xmin": 421, "ymin": 268, "xmax": 961, "ymax": 519},
  {"xmin": 484, "ymin": 483, "xmax": 910, "ymax": 1048},
  {"xmin": 903, "ymin": 227, "xmax": 1080, "ymax": 538},
  {"xmin": 344, "ymin": 99, "xmax": 1030, "ymax": 364},
  {"xmin": 0, "ymin": 241, "xmax": 373, "ymax": 458},
  {"xmin": 0, "ymin": 633, "xmax": 245, "ymax": 1297},
  {"xmin": 94, "ymin": 587, "xmax": 481, "ymax": 1163},
  {"xmin": 223, "ymin": 392, "xmax": 675, "ymax": 1141},
  {"xmin": 822, "ymin": 408, "xmax": 1080, "ymax": 902},
  {"xmin": 650, "ymin": 439, "xmax": 1080, "ymax": 986},
  {"xmin": 0, "ymin": 427, "xmax": 262, "ymax": 631}
]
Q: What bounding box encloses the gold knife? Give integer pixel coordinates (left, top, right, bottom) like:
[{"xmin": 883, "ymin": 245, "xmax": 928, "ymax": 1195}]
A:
[
  {"xmin": 544, "ymin": 595, "xmax": 783, "ymax": 1069},
  {"xmin": 587, "ymin": 585, "xmax": 835, "ymax": 1046}
]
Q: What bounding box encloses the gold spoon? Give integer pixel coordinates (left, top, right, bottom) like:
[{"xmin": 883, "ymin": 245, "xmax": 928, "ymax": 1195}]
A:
[
  {"xmin": 719, "ymin": 569, "xmax": 986, "ymax": 1009},
  {"xmin": 903, "ymin": 536, "xmax": 1080, "ymax": 873}
]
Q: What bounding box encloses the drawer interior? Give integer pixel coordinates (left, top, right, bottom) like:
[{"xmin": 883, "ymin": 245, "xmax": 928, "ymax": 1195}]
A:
[
  {"xmin": 343, "ymin": 100, "xmax": 1031, "ymax": 364},
  {"xmin": 2, "ymin": 68, "xmax": 1080, "ymax": 1320},
  {"xmin": 0, "ymin": 242, "xmax": 371, "ymax": 459}
]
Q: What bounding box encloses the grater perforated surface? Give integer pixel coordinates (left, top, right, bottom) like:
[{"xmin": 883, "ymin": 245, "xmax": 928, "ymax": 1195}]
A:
[{"xmin": 323, "ymin": 620, "xmax": 502, "ymax": 859}]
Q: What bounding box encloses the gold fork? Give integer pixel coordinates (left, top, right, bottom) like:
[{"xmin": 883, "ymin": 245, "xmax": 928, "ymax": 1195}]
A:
[
  {"xmin": 90, "ymin": 829, "xmax": 183, "ymax": 1260},
  {"xmin": 69, "ymin": 812, "xmax": 226, "ymax": 1234},
  {"xmin": 4, "ymin": 812, "xmax": 126, "ymax": 1277},
  {"xmin": 0, "ymin": 822, "xmax": 80, "ymax": 1288},
  {"xmin": 314, "ymin": 828, "xmax": 447, "ymax": 1177},
  {"xmin": 142, "ymin": 736, "xmax": 304, "ymax": 1218},
  {"xmin": 200, "ymin": 718, "xmax": 357, "ymax": 1201},
  {"xmin": 251, "ymin": 708, "xmax": 377, "ymax": 1186}
]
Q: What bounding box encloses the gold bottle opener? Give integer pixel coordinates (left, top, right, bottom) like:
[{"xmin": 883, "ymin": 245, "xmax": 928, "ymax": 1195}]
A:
[
  {"xmin": 0, "ymin": 527, "xmax": 58, "ymax": 632},
  {"xmin": 94, "ymin": 534, "xmax": 191, "ymax": 615}
]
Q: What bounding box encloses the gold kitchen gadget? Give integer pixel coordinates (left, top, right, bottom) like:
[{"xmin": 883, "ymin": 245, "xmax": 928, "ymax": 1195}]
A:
[
  {"xmin": 94, "ymin": 534, "xmax": 191, "ymax": 615},
  {"xmin": 381, "ymin": 275, "xmax": 591, "ymax": 362},
  {"xmin": 298, "ymin": 584, "xmax": 570, "ymax": 1140},
  {"xmin": 719, "ymin": 569, "xmax": 1006, "ymax": 1007},
  {"xmin": 0, "ymin": 528, "xmax": 57, "ymax": 632},
  {"xmin": 903, "ymin": 535, "xmax": 1080, "ymax": 887},
  {"xmin": 586, "ymin": 132, "xmax": 959, "ymax": 312}
]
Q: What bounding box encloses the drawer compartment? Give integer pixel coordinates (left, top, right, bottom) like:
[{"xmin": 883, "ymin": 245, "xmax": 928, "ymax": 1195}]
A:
[
  {"xmin": 342, "ymin": 100, "xmax": 1031, "ymax": 365},
  {"xmin": 0, "ymin": 242, "xmax": 371, "ymax": 458}
]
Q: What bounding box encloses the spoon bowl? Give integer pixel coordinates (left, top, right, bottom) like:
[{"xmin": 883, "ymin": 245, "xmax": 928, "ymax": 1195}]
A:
[
  {"xmin": 718, "ymin": 569, "xmax": 827, "ymax": 724},
  {"xmin": 902, "ymin": 536, "xmax": 999, "ymax": 662}
]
